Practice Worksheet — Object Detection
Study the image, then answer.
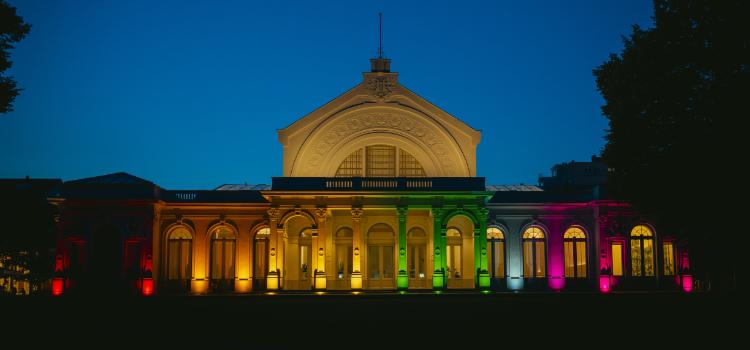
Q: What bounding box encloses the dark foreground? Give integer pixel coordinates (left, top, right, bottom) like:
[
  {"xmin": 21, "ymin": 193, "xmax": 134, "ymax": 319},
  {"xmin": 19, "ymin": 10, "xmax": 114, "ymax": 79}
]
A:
[{"xmin": 1, "ymin": 291, "xmax": 740, "ymax": 346}]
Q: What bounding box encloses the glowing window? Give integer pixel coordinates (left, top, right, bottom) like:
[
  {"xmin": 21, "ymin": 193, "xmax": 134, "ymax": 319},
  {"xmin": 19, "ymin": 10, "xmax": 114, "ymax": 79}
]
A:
[
  {"xmin": 611, "ymin": 243, "xmax": 623, "ymax": 276},
  {"xmin": 366, "ymin": 145, "xmax": 396, "ymax": 177},
  {"xmin": 630, "ymin": 225, "xmax": 655, "ymax": 277},
  {"xmin": 522, "ymin": 226, "xmax": 546, "ymax": 278},
  {"xmin": 254, "ymin": 228, "xmax": 270, "ymax": 282},
  {"xmin": 563, "ymin": 227, "xmax": 587, "ymax": 278},
  {"xmin": 168, "ymin": 227, "xmax": 192, "ymax": 283},
  {"xmin": 487, "ymin": 227, "xmax": 505, "ymax": 278},
  {"xmin": 663, "ymin": 242, "xmax": 675, "ymax": 276},
  {"xmin": 210, "ymin": 226, "xmax": 236, "ymax": 291}
]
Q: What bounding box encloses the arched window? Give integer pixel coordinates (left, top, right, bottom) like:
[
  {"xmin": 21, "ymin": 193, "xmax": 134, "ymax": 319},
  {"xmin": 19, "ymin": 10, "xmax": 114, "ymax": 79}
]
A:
[
  {"xmin": 630, "ymin": 225, "xmax": 655, "ymax": 277},
  {"xmin": 487, "ymin": 227, "xmax": 505, "ymax": 278},
  {"xmin": 563, "ymin": 227, "xmax": 587, "ymax": 278},
  {"xmin": 335, "ymin": 145, "xmax": 426, "ymax": 177},
  {"xmin": 367, "ymin": 223, "xmax": 395, "ymax": 289},
  {"xmin": 167, "ymin": 226, "xmax": 192, "ymax": 292},
  {"xmin": 522, "ymin": 226, "xmax": 546, "ymax": 278},
  {"xmin": 335, "ymin": 227, "xmax": 353, "ymax": 280},
  {"xmin": 446, "ymin": 228, "xmax": 462, "ymax": 279},
  {"xmin": 253, "ymin": 228, "xmax": 270, "ymax": 289},
  {"xmin": 210, "ymin": 227, "xmax": 236, "ymax": 291}
]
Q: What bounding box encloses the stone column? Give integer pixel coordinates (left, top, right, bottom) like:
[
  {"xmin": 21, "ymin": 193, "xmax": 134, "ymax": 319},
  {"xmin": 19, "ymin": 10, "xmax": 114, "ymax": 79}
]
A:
[
  {"xmin": 397, "ymin": 206, "xmax": 408, "ymax": 290},
  {"xmin": 351, "ymin": 207, "xmax": 364, "ymax": 290},
  {"xmin": 475, "ymin": 208, "xmax": 490, "ymax": 288},
  {"xmin": 432, "ymin": 207, "xmax": 445, "ymax": 290},
  {"xmin": 314, "ymin": 207, "xmax": 327, "ymax": 290},
  {"xmin": 266, "ymin": 208, "xmax": 281, "ymax": 290}
]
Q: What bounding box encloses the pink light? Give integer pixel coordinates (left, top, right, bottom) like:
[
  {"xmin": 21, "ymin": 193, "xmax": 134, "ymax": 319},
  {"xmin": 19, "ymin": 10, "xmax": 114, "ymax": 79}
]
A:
[
  {"xmin": 548, "ymin": 276, "xmax": 564, "ymax": 291},
  {"xmin": 681, "ymin": 275, "xmax": 693, "ymax": 293},
  {"xmin": 599, "ymin": 275, "xmax": 611, "ymax": 293},
  {"xmin": 142, "ymin": 278, "xmax": 153, "ymax": 296},
  {"xmin": 52, "ymin": 278, "xmax": 64, "ymax": 296}
]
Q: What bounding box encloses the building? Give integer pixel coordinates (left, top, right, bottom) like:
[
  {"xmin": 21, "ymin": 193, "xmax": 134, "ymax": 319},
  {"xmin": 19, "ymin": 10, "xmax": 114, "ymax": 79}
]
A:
[{"xmin": 48, "ymin": 55, "xmax": 692, "ymax": 295}]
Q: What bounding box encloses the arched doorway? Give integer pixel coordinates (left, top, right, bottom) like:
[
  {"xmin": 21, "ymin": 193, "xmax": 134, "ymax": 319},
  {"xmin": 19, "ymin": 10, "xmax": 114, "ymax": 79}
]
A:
[
  {"xmin": 445, "ymin": 215, "xmax": 475, "ymax": 289},
  {"xmin": 333, "ymin": 227, "xmax": 353, "ymax": 290},
  {"xmin": 366, "ymin": 223, "xmax": 395, "ymax": 289},
  {"xmin": 209, "ymin": 226, "xmax": 236, "ymax": 293},
  {"xmin": 407, "ymin": 227, "xmax": 429, "ymax": 289},
  {"xmin": 166, "ymin": 226, "xmax": 192, "ymax": 293},
  {"xmin": 253, "ymin": 228, "xmax": 270, "ymax": 291},
  {"xmin": 630, "ymin": 225, "xmax": 655, "ymax": 277},
  {"xmin": 487, "ymin": 227, "xmax": 505, "ymax": 288}
]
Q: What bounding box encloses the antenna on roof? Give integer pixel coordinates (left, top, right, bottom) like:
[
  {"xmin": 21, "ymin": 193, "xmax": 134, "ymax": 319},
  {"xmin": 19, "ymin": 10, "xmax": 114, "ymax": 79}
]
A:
[{"xmin": 378, "ymin": 13, "xmax": 383, "ymax": 58}]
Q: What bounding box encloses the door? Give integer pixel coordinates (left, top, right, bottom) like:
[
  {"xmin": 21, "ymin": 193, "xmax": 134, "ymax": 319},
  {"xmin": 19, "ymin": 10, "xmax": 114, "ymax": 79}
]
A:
[{"xmin": 367, "ymin": 245, "xmax": 394, "ymax": 289}]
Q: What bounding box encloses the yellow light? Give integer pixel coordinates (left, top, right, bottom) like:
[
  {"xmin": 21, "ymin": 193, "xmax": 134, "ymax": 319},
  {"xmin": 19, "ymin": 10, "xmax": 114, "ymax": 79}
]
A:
[
  {"xmin": 351, "ymin": 291, "xmax": 361, "ymax": 295},
  {"xmin": 315, "ymin": 291, "xmax": 325, "ymax": 295},
  {"xmin": 266, "ymin": 292, "xmax": 276, "ymax": 295}
]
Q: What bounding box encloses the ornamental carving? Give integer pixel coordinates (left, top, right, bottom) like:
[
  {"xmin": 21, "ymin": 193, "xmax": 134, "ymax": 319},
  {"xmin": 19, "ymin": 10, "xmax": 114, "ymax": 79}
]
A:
[
  {"xmin": 304, "ymin": 112, "xmax": 458, "ymax": 175},
  {"xmin": 365, "ymin": 74, "xmax": 396, "ymax": 99}
]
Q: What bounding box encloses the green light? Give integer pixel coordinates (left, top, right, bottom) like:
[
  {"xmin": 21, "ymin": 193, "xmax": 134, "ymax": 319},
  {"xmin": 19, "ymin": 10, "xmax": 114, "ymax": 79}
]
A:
[
  {"xmin": 434, "ymin": 290, "xmax": 442, "ymax": 294},
  {"xmin": 399, "ymin": 290, "xmax": 407, "ymax": 295},
  {"xmin": 481, "ymin": 290, "xmax": 491, "ymax": 294}
]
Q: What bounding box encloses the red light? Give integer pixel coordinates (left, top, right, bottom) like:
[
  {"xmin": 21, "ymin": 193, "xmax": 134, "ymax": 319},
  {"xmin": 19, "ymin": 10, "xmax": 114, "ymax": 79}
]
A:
[
  {"xmin": 52, "ymin": 278, "xmax": 64, "ymax": 296},
  {"xmin": 142, "ymin": 278, "xmax": 153, "ymax": 296}
]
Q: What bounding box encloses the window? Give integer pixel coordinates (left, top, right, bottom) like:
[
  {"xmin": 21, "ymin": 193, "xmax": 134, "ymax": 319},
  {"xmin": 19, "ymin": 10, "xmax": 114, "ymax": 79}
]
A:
[
  {"xmin": 522, "ymin": 226, "xmax": 546, "ymax": 278},
  {"xmin": 335, "ymin": 145, "xmax": 426, "ymax": 177},
  {"xmin": 630, "ymin": 225, "xmax": 655, "ymax": 277},
  {"xmin": 563, "ymin": 227, "xmax": 587, "ymax": 278},
  {"xmin": 210, "ymin": 227, "xmax": 236, "ymax": 291},
  {"xmin": 367, "ymin": 224, "xmax": 394, "ymax": 282},
  {"xmin": 487, "ymin": 227, "xmax": 505, "ymax": 278},
  {"xmin": 446, "ymin": 228, "xmax": 462, "ymax": 279},
  {"xmin": 254, "ymin": 228, "xmax": 270, "ymax": 281},
  {"xmin": 663, "ymin": 242, "xmax": 675, "ymax": 276},
  {"xmin": 399, "ymin": 150, "xmax": 426, "ymax": 177},
  {"xmin": 335, "ymin": 149, "xmax": 362, "ymax": 177},
  {"xmin": 168, "ymin": 227, "xmax": 192, "ymax": 281},
  {"xmin": 611, "ymin": 243, "xmax": 623, "ymax": 276}
]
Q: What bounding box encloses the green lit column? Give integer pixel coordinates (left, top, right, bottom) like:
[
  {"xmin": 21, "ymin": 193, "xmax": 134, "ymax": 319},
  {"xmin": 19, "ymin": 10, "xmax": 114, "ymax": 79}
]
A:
[
  {"xmin": 397, "ymin": 206, "xmax": 408, "ymax": 290},
  {"xmin": 475, "ymin": 208, "xmax": 490, "ymax": 288},
  {"xmin": 432, "ymin": 207, "xmax": 445, "ymax": 290}
]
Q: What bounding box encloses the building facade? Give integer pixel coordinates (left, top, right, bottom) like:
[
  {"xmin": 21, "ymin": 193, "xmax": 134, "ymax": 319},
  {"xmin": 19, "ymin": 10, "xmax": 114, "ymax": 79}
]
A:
[{"xmin": 50, "ymin": 57, "xmax": 692, "ymax": 295}]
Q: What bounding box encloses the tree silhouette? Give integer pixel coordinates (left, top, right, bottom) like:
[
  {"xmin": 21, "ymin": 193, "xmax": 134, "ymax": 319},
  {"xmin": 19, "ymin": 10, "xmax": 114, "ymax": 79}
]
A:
[
  {"xmin": 0, "ymin": 0, "xmax": 31, "ymax": 114},
  {"xmin": 594, "ymin": 0, "xmax": 748, "ymax": 291}
]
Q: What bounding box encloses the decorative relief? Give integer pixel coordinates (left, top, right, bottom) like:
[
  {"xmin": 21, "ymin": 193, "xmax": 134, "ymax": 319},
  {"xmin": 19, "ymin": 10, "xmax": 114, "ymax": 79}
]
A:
[
  {"xmin": 365, "ymin": 74, "xmax": 396, "ymax": 99},
  {"xmin": 314, "ymin": 207, "xmax": 327, "ymax": 223},
  {"xmin": 304, "ymin": 112, "xmax": 458, "ymax": 175}
]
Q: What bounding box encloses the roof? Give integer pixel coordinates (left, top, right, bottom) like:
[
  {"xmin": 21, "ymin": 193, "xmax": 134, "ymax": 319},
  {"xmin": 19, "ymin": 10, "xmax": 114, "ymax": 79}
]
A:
[
  {"xmin": 486, "ymin": 184, "xmax": 543, "ymax": 192},
  {"xmin": 215, "ymin": 184, "xmax": 272, "ymax": 191},
  {"xmin": 66, "ymin": 172, "xmax": 154, "ymax": 185}
]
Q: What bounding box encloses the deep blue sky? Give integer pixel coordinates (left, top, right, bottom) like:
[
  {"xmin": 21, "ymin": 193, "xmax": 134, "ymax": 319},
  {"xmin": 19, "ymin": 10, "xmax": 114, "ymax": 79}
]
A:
[{"xmin": 1, "ymin": 0, "xmax": 653, "ymax": 189}]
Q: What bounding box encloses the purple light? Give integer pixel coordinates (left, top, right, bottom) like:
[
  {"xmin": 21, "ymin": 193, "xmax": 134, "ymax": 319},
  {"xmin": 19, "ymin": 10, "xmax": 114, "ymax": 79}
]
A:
[
  {"xmin": 681, "ymin": 274, "xmax": 693, "ymax": 293},
  {"xmin": 599, "ymin": 275, "xmax": 611, "ymax": 293}
]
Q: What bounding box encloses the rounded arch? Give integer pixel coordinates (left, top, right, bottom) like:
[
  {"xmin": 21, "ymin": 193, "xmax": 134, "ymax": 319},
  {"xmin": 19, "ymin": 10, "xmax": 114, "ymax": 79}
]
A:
[
  {"xmin": 563, "ymin": 226, "xmax": 587, "ymax": 239},
  {"xmin": 441, "ymin": 210, "xmax": 480, "ymax": 228},
  {"xmin": 291, "ymin": 105, "xmax": 473, "ymax": 177},
  {"xmin": 335, "ymin": 226, "xmax": 354, "ymax": 238},
  {"xmin": 407, "ymin": 226, "xmax": 428, "ymax": 239},
  {"xmin": 563, "ymin": 225, "xmax": 588, "ymax": 278},
  {"xmin": 630, "ymin": 223, "xmax": 657, "ymax": 277},
  {"xmin": 366, "ymin": 223, "xmax": 395, "ymax": 240},
  {"xmin": 487, "ymin": 226, "xmax": 505, "ymax": 240},
  {"xmin": 521, "ymin": 223, "xmax": 548, "ymax": 279},
  {"xmin": 278, "ymin": 209, "xmax": 317, "ymax": 230},
  {"xmin": 205, "ymin": 222, "xmax": 238, "ymax": 246},
  {"xmin": 162, "ymin": 222, "xmax": 196, "ymax": 247},
  {"xmin": 250, "ymin": 221, "xmax": 270, "ymax": 237},
  {"xmin": 630, "ymin": 224, "xmax": 655, "ymax": 237}
]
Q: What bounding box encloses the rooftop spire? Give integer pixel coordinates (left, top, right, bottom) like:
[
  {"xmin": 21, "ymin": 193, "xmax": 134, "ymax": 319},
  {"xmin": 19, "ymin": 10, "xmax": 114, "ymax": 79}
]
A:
[
  {"xmin": 378, "ymin": 12, "xmax": 383, "ymax": 58},
  {"xmin": 370, "ymin": 13, "xmax": 391, "ymax": 72}
]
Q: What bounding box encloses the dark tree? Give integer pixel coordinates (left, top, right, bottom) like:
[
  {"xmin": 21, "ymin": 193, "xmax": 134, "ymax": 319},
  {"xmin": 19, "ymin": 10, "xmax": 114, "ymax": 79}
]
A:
[
  {"xmin": 594, "ymin": 0, "xmax": 748, "ymax": 291},
  {"xmin": 0, "ymin": 0, "xmax": 31, "ymax": 114}
]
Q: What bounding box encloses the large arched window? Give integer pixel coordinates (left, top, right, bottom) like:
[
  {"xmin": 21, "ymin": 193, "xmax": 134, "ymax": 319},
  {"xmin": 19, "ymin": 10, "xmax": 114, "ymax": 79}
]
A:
[
  {"xmin": 253, "ymin": 228, "xmax": 270, "ymax": 289},
  {"xmin": 446, "ymin": 228, "xmax": 462, "ymax": 279},
  {"xmin": 487, "ymin": 227, "xmax": 505, "ymax": 278},
  {"xmin": 335, "ymin": 145, "xmax": 426, "ymax": 177},
  {"xmin": 210, "ymin": 227, "xmax": 236, "ymax": 291},
  {"xmin": 630, "ymin": 225, "xmax": 655, "ymax": 277},
  {"xmin": 167, "ymin": 226, "xmax": 192, "ymax": 292},
  {"xmin": 522, "ymin": 227, "xmax": 546, "ymax": 278},
  {"xmin": 563, "ymin": 227, "xmax": 587, "ymax": 278}
]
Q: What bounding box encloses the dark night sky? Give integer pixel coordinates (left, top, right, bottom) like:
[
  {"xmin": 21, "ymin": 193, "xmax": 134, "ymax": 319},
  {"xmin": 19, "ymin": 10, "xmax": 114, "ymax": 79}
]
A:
[{"xmin": 1, "ymin": 0, "xmax": 652, "ymax": 189}]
